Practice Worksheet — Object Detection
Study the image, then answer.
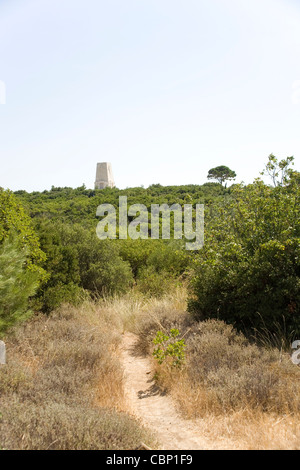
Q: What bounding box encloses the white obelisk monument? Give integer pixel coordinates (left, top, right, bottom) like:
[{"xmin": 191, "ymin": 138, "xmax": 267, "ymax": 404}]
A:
[{"xmin": 94, "ymin": 162, "xmax": 115, "ymax": 189}]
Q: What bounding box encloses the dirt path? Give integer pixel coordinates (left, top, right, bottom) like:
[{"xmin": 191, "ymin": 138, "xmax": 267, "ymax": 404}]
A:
[{"xmin": 120, "ymin": 332, "xmax": 216, "ymax": 450}]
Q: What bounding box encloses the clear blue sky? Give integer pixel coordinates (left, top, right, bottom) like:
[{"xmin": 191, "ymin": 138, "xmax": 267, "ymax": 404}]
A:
[{"xmin": 0, "ymin": 0, "xmax": 300, "ymax": 191}]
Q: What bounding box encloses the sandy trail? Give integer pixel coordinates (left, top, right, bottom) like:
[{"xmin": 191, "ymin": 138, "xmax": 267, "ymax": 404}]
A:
[{"xmin": 120, "ymin": 332, "xmax": 216, "ymax": 451}]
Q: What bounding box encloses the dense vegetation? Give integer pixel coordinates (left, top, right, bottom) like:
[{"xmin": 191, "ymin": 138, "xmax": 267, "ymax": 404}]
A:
[
  {"xmin": 0, "ymin": 190, "xmax": 47, "ymax": 331},
  {"xmin": 0, "ymin": 155, "xmax": 299, "ymax": 338},
  {"xmin": 12, "ymin": 182, "xmax": 224, "ymax": 314},
  {"xmin": 189, "ymin": 173, "xmax": 300, "ymax": 337}
]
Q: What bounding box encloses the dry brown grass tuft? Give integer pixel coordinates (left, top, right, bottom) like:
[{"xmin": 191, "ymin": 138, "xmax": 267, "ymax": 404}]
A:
[
  {"xmin": 95, "ymin": 286, "xmax": 188, "ymax": 338},
  {"xmin": 184, "ymin": 408, "xmax": 300, "ymax": 450}
]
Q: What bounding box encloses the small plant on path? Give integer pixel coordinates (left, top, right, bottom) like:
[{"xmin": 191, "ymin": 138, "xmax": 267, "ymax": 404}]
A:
[{"xmin": 152, "ymin": 329, "xmax": 186, "ymax": 367}]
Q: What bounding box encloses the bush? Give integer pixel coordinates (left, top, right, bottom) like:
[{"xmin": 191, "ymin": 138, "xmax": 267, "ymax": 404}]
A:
[
  {"xmin": 189, "ymin": 176, "xmax": 300, "ymax": 337},
  {"xmin": 136, "ymin": 266, "xmax": 179, "ymax": 297},
  {"xmin": 34, "ymin": 221, "xmax": 133, "ymax": 311},
  {"xmin": 0, "ymin": 189, "xmax": 46, "ymax": 331},
  {"xmin": 184, "ymin": 320, "xmax": 300, "ymax": 414},
  {"xmin": 0, "ymin": 399, "xmax": 152, "ymax": 450},
  {"xmin": 152, "ymin": 328, "xmax": 186, "ymax": 367},
  {"xmin": 136, "ymin": 307, "xmax": 300, "ymax": 415},
  {"xmin": 0, "ymin": 238, "xmax": 40, "ymax": 332},
  {"xmin": 0, "ymin": 189, "xmax": 46, "ymax": 277},
  {"xmin": 35, "ymin": 282, "xmax": 89, "ymax": 313}
]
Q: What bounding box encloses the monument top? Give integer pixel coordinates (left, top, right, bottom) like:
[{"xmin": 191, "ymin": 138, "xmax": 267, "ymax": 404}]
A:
[{"xmin": 95, "ymin": 162, "xmax": 115, "ymax": 190}]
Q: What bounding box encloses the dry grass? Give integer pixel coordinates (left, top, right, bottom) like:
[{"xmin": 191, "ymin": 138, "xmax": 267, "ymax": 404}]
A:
[
  {"xmin": 1, "ymin": 289, "xmax": 299, "ymax": 450},
  {"xmin": 97, "ymin": 286, "xmax": 188, "ymax": 337},
  {"xmin": 185, "ymin": 409, "xmax": 300, "ymax": 450},
  {"xmin": 0, "ymin": 302, "xmax": 155, "ymax": 450},
  {"xmin": 130, "ymin": 289, "xmax": 300, "ymax": 449}
]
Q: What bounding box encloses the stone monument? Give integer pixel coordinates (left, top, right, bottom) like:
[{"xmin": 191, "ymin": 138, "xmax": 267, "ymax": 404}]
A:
[{"xmin": 95, "ymin": 162, "xmax": 115, "ymax": 189}]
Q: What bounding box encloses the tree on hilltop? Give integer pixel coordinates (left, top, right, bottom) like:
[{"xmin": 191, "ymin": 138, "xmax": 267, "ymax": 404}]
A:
[{"xmin": 207, "ymin": 165, "xmax": 236, "ymax": 187}]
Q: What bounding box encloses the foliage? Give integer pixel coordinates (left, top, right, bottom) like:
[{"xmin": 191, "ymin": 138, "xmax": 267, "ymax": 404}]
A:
[
  {"xmin": 13, "ymin": 183, "xmax": 224, "ymax": 309},
  {"xmin": 189, "ymin": 172, "xmax": 300, "ymax": 336},
  {"xmin": 261, "ymin": 153, "xmax": 295, "ymax": 187},
  {"xmin": 207, "ymin": 165, "xmax": 236, "ymax": 186},
  {"xmin": 12, "ymin": 164, "xmax": 300, "ymax": 332},
  {"xmin": 0, "ymin": 238, "xmax": 40, "ymax": 331},
  {"xmin": 33, "ymin": 221, "xmax": 133, "ymax": 311},
  {"xmin": 0, "ymin": 189, "xmax": 46, "ymax": 331},
  {"xmin": 14, "ymin": 183, "xmax": 227, "ymax": 227},
  {"xmin": 153, "ymin": 328, "xmax": 186, "ymax": 367},
  {"xmin": 119, "ymin": 239, "xmax": 190, "ymax": 296},
  {"xmin": 36, "ymin": 282, "xmax": 88, "ymax": 313},
  {"xmin": 0, "ymin": 189, "xmax": 46, "ymax": 279},
  {"xmin": 141, "ymin": 309, "xmax": 300, "ymax": 417}
]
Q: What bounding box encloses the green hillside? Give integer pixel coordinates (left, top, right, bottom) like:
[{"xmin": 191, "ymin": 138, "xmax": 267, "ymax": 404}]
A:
[{"xmin": 0, "ymin": 155, "xmax": 299, "ymax": 338}]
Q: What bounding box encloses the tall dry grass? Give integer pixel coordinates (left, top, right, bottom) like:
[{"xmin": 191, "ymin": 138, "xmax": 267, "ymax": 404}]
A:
[
  {"xmin": 127, "ymin": 289, "xmax": 300, "ymax": 449},
  {"xmin": 1, "ymin": 289, "xmax": 299, "ymax": 450},
  {"xmin": 97, "ymin": 286, "xmax": 188, "ymax": 336},
  {"xmin": 0, "ymin": 302, "xmax": 155, "ymax": 450}
]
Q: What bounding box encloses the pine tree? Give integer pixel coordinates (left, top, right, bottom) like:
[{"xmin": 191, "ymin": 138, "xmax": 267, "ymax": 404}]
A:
[{"xmin": 0, "ymin": 237, "xmax": 40, "ymax": 332}]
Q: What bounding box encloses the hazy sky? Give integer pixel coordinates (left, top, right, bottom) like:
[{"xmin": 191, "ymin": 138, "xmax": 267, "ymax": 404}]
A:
[{"xmin": 0, "ymin": 0, "xmax": 300, "ymax": 191}]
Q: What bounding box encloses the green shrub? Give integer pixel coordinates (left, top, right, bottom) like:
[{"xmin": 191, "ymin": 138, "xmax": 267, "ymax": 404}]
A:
[
  {"xmin": 0, "ymin": 189, "xmax": 46, "ymax": 278},
  {"xmin": 189, "ymin": 174, "xmax": 300, "ymax": 337},
  {"xmin": 136, "ymin": 266, "xmax": 178, "ymax": 297},
  {"xmin": 37, "ymin": 282, "xmax": 88, "ymax": 313},
  {"xmin": 0, "ymin": 238, "xmax": 40, "ymax": 331},
  {"xmin": 34, "ymin": 221, "xmax": 133, "ymax": 311},
  {"xmin": 0, "ymin": 189, "xmax": 46, "ymax": 331},
  {"xmin": 153, "ymin": 328, "xmax": 186, "ymax": 367}
]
